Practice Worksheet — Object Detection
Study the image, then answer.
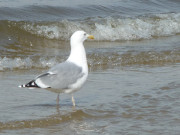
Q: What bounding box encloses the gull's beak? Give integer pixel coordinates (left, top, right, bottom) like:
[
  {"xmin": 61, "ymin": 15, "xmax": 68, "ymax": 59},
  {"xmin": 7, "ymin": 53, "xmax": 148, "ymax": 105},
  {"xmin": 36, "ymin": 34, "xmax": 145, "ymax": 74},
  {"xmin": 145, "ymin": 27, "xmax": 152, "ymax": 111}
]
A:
[{"xmin": 87, "ymin": 35, "xmax": 94, "ymax": 39}]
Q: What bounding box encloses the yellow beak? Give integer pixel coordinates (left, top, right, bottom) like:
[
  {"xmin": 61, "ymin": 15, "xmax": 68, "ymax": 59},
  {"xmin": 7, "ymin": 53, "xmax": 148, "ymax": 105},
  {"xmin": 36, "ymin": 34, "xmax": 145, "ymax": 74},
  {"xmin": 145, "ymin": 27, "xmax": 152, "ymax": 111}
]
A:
[{"xmin": 88, "ymin": 35, "xmax": 94, "ymax": 39}]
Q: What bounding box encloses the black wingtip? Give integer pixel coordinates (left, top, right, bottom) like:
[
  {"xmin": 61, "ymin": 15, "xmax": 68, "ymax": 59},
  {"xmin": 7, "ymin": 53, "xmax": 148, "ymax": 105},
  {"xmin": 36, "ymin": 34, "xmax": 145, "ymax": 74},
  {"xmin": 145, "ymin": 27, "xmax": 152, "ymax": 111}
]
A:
[{"xmin": 19, "ymin": 80, "xmax": 40, "ymax": 88}]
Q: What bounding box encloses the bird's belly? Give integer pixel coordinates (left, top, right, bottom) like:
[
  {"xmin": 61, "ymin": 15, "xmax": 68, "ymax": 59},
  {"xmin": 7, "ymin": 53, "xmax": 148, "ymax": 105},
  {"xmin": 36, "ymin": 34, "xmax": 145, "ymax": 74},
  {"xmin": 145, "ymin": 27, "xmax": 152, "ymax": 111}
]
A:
[
  {"xmin": 46, "ymin": 73, "xmax": 88, "ymax": 94},
  {"xmin": 66, "ymin": 73, "xmax": 88, "ymax": 93},
  {"xmin": 46, "ymin": 88, "xmax": 66, "ymax": 94}
]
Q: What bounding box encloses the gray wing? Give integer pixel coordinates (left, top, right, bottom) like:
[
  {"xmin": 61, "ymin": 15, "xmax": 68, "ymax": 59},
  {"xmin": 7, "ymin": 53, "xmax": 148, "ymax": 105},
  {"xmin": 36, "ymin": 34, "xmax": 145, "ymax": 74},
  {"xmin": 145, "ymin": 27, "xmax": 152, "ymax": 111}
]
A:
[{"xmin": 35, "ymin": 62, "xmax": 84, "ymax": 89}]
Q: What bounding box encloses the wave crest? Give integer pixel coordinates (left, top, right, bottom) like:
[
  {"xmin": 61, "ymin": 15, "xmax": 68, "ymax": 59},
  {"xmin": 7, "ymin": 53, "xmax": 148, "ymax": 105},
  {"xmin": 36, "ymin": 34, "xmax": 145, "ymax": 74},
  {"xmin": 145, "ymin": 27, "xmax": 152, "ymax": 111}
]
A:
[
  {"xmin": 0, "ymin": 57, "xmax": 58, "ymax": 71},
  {"xmin": 2, "ymin": 13, "xmax": 180, "ymax": 41},
  {"xmin": 1, "ymin": 49, "xmax": 179, "ymax": 71}
]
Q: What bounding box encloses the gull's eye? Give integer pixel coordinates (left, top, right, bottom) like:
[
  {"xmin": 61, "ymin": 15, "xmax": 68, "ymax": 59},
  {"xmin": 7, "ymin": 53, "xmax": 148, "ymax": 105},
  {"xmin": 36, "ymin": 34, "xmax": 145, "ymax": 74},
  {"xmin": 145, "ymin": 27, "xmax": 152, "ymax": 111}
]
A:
[{"xmin": 84, "ymin": 33, "xmax": 86, "ymax": 36}]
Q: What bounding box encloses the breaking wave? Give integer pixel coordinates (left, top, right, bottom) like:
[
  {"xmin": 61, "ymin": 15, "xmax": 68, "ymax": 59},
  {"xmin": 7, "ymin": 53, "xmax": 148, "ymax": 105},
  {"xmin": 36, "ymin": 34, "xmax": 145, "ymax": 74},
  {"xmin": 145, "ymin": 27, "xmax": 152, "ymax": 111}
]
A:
[
  {"xmin": 0, "ymin": 57, "xmax": 59, "ymax": 71},
  {"xmin": 0, "ymin": 50, "xmax": 179, "ymax": 71},
  {"xmin": 1, "ymin": 13, "xmax": 180, "ymax": 41}
]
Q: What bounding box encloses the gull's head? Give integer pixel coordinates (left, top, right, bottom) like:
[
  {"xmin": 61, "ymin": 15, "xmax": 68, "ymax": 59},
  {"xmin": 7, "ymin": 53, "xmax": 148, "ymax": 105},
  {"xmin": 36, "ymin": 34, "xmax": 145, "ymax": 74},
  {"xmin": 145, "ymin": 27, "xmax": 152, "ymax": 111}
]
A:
[{"xmin": 70, "ymin": 31, "xmax": 94, "ymax": 44}]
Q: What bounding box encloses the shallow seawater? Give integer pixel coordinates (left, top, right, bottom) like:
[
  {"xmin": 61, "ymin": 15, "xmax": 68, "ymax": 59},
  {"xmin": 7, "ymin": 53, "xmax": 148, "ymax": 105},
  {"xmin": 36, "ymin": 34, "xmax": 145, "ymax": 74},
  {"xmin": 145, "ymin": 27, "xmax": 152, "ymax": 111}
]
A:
[
  {"xmin": 0, "ymin": 36, "xmax": 180, "ymax": 135},
  {"xmin": 0, "ymin": 65, "xmax": 180, "ymax": 135},
  {"xmin": 0, "ymin": 0, "xmax": 180, "ymax": 134}
]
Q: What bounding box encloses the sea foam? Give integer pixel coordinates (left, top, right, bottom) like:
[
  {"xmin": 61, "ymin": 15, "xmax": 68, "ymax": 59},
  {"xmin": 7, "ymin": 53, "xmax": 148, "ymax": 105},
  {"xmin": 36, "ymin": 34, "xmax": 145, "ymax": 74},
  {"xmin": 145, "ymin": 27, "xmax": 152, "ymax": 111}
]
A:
[
  {"xmin": 0, "ymin": 57, "xmax": 58, "ymax": 71},
  {"xmin": 19, "ymin": 13, "xmax": 180, "ymax": 41},
  {"xmin": 0, "ymin": 49, "xmax": 179, "ymax": 71}
]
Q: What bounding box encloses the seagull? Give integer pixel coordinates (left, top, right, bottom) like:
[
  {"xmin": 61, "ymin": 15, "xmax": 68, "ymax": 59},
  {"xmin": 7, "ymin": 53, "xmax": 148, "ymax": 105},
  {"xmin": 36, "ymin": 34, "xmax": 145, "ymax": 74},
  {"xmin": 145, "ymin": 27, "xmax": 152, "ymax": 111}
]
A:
[{"xmin": 19, "ymin": 31, "xmax": 94, "ymax": 107}]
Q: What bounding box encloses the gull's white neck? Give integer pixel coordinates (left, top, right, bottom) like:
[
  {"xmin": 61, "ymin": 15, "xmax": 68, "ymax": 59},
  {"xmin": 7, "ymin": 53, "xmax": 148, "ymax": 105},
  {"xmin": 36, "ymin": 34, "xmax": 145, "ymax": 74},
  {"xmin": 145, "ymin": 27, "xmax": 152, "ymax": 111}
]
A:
[{"xmin": 67, "ymin": 41, "xmax": 88, "ymax": 73}]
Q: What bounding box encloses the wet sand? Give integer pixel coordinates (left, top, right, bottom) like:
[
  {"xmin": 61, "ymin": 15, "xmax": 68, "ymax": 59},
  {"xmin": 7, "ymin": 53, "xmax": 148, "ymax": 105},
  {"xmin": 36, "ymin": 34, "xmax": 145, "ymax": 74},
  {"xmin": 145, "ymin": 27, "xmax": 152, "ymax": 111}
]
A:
[{"xmin": 0, "ymin": 36, "xmax": 180, "ymax": 135}]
